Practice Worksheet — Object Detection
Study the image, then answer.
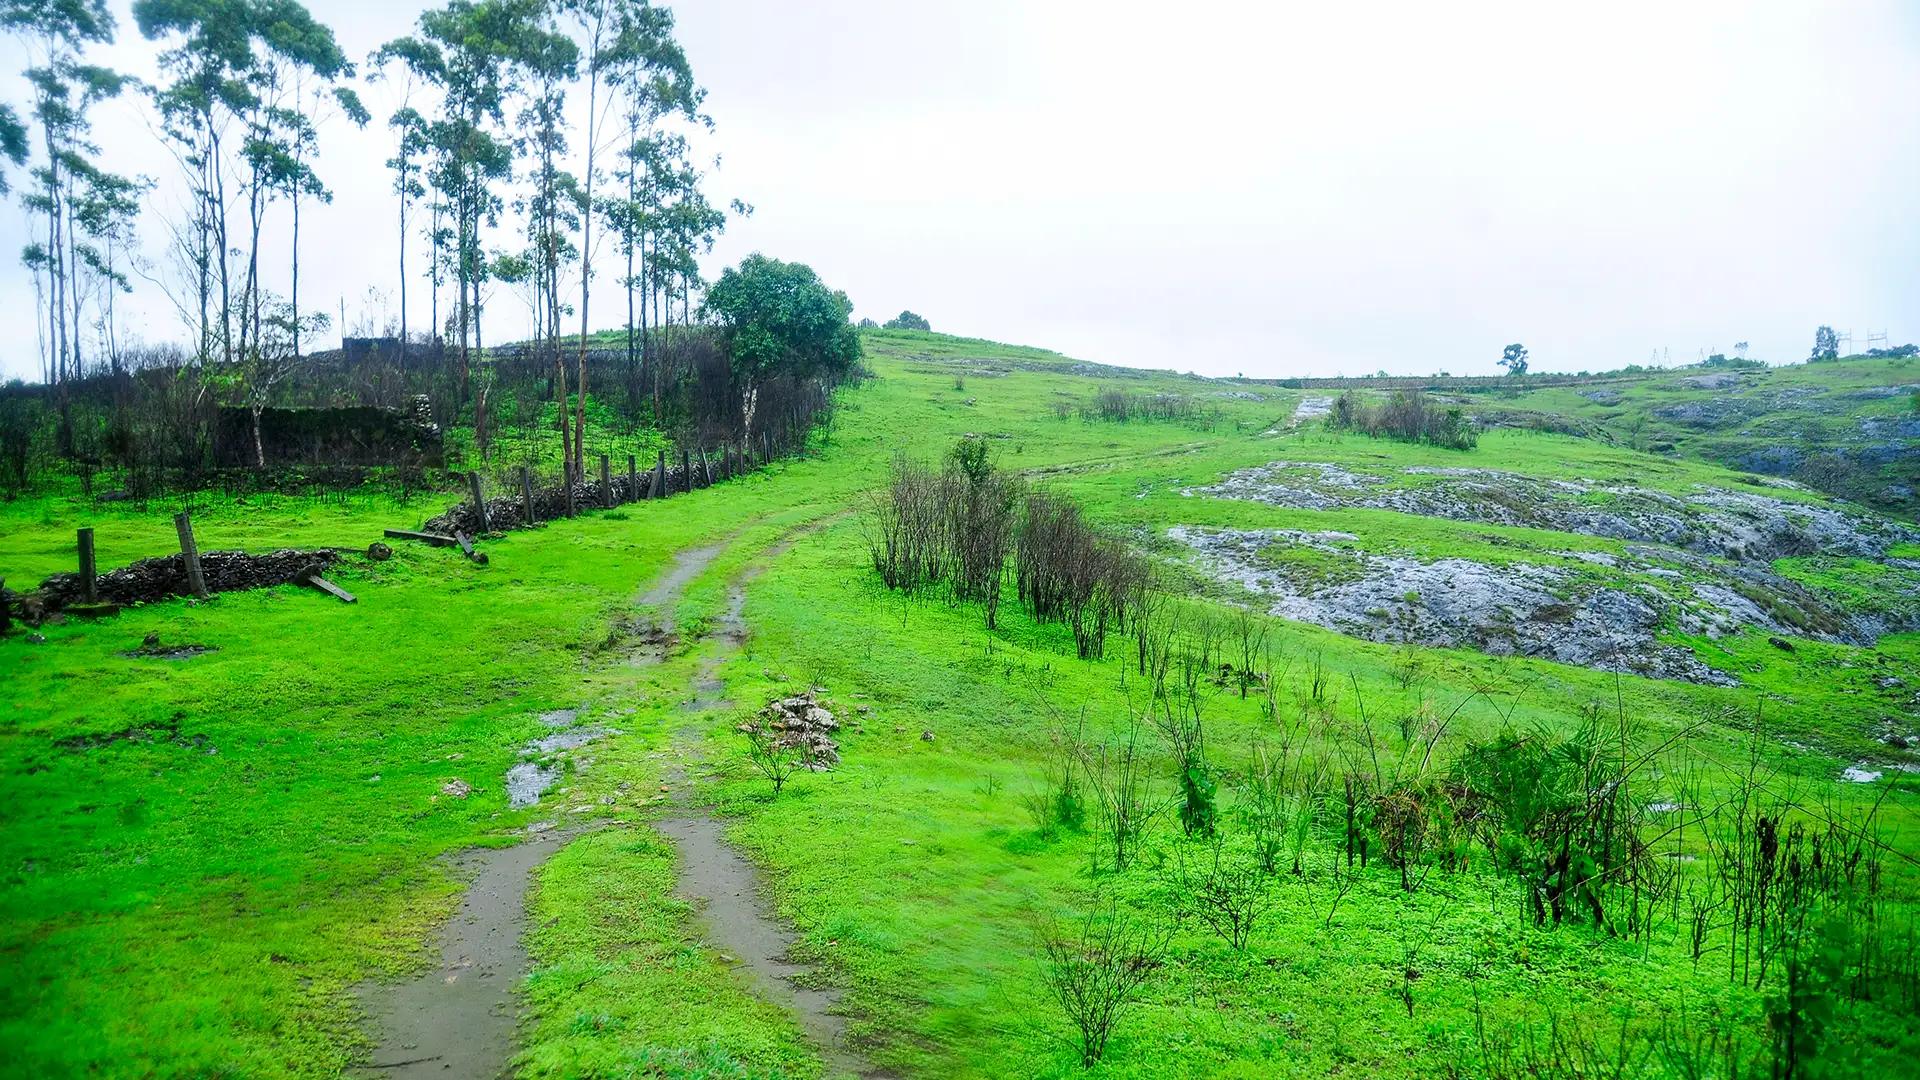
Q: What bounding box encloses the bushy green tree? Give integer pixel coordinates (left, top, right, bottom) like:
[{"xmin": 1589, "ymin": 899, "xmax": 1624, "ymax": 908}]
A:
[
  {"xmin": 883, "ymin": 309, "xmax": 930, "ymax": 331},
  {"xmin": 702, "ymin": 254, "xmax": 860, "ymax": 433},
  {"xmin": 1810, "ymin": 325, "xmax": 1839, "ymax": 362},
  {"xmin": 1499, "ymin": 342, "xmax": 1529, "ymax": 376}
]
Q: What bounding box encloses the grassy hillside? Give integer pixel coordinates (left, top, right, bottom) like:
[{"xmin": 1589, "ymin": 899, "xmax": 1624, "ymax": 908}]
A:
[
  {"xmin": 2, "ymin": 330, "xmax": 1916, "ymax": 1078},
  {"xmin": 1466, "ymin": 356, "xmax": 1918, "ymax": 518}
]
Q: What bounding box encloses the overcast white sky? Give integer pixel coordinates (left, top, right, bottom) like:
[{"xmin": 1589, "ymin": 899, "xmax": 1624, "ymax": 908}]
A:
[{"xmin": 2, "ymin": 0, "xmax": 1916, "ymax": 381}]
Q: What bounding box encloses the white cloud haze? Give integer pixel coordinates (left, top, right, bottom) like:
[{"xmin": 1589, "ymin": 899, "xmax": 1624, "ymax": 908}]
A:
[{"xmin": 1, "ymin": 0, "xmax": 1916, "ymax": 380}]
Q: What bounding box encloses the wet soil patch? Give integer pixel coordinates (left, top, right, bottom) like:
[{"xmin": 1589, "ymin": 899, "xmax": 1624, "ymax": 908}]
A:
[
  {"xmin": 121, "ymin": 642, "xmax": 218, "ymax": 660},
  {"xmin": 54, "ymin": 712, "xmax": 216, "ymax": 755},
  {"xmin": 657, "ymin": 816, "xmax": 890, "ymax": 1079},
  {"xmin": 353, "ymin": 828, "xmax": 590, "ymax": 1079}
]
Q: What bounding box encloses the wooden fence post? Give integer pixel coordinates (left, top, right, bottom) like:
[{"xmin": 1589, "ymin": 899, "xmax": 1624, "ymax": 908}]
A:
[
  {"xmin": 626, "ymin": 454, "xmax": 637, "ymax": 502},
  {"xmin": 520, "ymin": 466, "xmax": 535, "ymax": 527},
  {"xmin": 599, "ymin": 454, "xmax": 612, "ymax": 508},
  {"xmin": 174, "ymin": 513, "xmax": 208, "ymax": 600},
  {"xmin": 468, "ymin": 471, "xmax": 490, "ymax": 533},
  {"xmin": 651, "ymin": 450, "xmax": 666, "ymax": 499},
  {"xmin": 564, "ymin": 462, "xmax": 577, "ymax": 517},
  {"xmin": 697, "ymin": 446, "xmax": 714, "ymax": 487},
  {"xmin": 680, "ymin": 450, "xmax": 692, "ymax": 493},
  {"xmin": 78, "ymin": 527, "xmax": 97, "ymax": 603}
]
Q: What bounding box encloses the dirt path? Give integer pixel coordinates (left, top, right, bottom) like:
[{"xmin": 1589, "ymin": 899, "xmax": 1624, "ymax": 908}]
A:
[
  {"xmin": 352, "ymin": 831, "xmax": 582, "ymax": 1078},
  {"xmin": 656, "ymin": 529, "xmax": 893, "ymax": 1079},
  {"xmin": 354, "ymin": 541, "xmax": 733, "ymax": 1078}
]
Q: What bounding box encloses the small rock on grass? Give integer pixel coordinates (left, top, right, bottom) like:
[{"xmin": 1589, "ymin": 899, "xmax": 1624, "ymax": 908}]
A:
[{"xmin": 441, "ymin": 779, "xmax": 472, "ymax": 798}]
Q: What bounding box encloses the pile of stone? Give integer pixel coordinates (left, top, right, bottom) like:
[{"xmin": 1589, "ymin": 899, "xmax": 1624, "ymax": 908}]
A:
[
  {"xmin": 742, "ymin": 691, "xmax": 841, "ymax": 769},
  {"xmin": 17, "ymin": 548, "xmax": 341, "ymax": 622}
]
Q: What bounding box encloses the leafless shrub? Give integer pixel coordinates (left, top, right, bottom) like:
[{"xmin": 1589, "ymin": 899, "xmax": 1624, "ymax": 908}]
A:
[
  {"xmin": 741, "ymin": 717, "xmax": 808, "ymax": 796},
  {"xmin": 1078, "ymin": 720, "xmax": 1164, "ymax": 874},
  {"xmin": 1038, "ymin": 899, "xmax": 1174, "ymax": 1068},
  {"xmin": 1081, "ymin": 389, "xmax": 1220, "ymax": 429},
  {"xmin": 1170, "ymin": 835, "xmax": 1274, "ymax": 950}
]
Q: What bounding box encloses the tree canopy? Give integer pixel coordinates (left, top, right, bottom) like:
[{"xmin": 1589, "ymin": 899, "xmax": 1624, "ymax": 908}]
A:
[
  {"xmin": 883, "ymin": 310, "xmax": 929, "ymax": 331},
  {"xmin": 1499, "ymin": 342, "xmax": 1529, "ymax": 376},
  {"xmin": 703, "ymin": 254, "xmax": 860, "ymax": 390},
  {"xmin": 1810, "ymin": 325, "xmax": 1839, "ymax": 362}
]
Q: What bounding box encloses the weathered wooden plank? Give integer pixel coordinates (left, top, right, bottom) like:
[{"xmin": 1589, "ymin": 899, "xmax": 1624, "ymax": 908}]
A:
[
  {"xmin": 307, "ymin": 575, "xmax": 357, "ymax": 603},
  {"xmin": 78, "ymin": 527, "xmax": 97, "ymax": 603},
  {"xmin": 599, "ymin": 454, "xmax": 613, "ymax": 508},
  {"xmin": 520, "ymin": 466, "xmax": 536, "ymax": 526},
  {"xmin": 384, "ymin": 528, "xmax": 458, "ymax": 547},
  {"xmin": 174, "ymin": 513, "xmax": 209, "ymax": 599}
]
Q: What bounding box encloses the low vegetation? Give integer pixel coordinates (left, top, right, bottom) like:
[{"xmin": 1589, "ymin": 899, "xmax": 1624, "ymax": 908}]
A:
[
  {"xmin": 3, "ymin": 331, "xmax": 1916, "ymax": 1079},
  {"xmin": 1329, "ymin": 388, "xmax": 1478, "ymax": 448}
]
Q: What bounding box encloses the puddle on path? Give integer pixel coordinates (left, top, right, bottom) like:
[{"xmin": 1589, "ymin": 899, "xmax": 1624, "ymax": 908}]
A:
[{"xmin": 358, "ymin": 539, "xmax": 734, "ymax": 1075}]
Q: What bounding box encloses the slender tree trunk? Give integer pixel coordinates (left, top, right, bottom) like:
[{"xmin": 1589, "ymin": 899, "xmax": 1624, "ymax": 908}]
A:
[
  {"xmin": 573, "ymin": 28, "xmax": 602, "ymax": 483},
  {"xmin": 209, "ymin": 113, "xmax": 232, "ymax": 364},
  {"xmin": 291, "ymin": 193, "xmax": 303, "ymax": 359},
  {"xmin": 428, "ymin": 198, "xmax": 440, "ymax": 343},
  {"xmin": 398, "ymin": 163, "xmax": 408, "ymax": 348}
]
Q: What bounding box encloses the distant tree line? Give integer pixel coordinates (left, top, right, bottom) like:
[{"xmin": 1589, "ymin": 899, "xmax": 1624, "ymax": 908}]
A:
[{"xmin": 0, "ymin": 0, "xmax": 860, "ymax": 500}]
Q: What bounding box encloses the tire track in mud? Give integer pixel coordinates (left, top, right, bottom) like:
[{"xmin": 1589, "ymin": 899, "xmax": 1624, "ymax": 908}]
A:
[
  {"xmin": 656, "ymin": 521, "xmax": 895, "ymax": 1080},
  {"xmin": 353, "ymin": 541, "xmax": 732, "ymax": 1079},
  {"xmin": 358, "ymin": 520, "xmax": 887, "ymax": 1079}
]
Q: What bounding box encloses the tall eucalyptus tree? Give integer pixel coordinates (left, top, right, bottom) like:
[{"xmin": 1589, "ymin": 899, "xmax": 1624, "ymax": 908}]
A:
[
  {"xmin": 3, "ymin": 0, "xmax": 124, "ymax": 384},
  {"xmin": 382, "ymin": 0, "xmax": 568, "ymax": 408},
  {"xmin": 135, "ymin": 0, "xmax": 352, "ymax": 364}
]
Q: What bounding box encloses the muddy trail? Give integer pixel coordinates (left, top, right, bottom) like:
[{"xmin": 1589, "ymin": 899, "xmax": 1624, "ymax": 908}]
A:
[
  {"xmin": 354, "ymin": 542, "xmax": 731, "ymax": 1078},
  {"xmin": 359, "ymin": 525, "xmax": 888, "ymax": 1079},
  {"xmin": 657, "ymin": 527, "xmax": 893, "ymax": 1079},
  {"xmin": 351, "ymin": 831, "xmax": 583, "ymax": 1077}
]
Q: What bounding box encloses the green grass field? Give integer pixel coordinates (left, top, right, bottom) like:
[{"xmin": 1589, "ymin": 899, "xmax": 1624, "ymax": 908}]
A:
[{"xmin": 3, "ymin": 330, "xmax": 1917, "ymax": 1078}]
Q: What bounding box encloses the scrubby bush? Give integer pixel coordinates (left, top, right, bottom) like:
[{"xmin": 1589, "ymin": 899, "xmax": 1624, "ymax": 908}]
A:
[
  {"xmin": 1080, "ymin": 389, "xmax": 1221, "ymax": 429},
  {"xmin": 1038, "ymin": 900, "xmax": 1172, "ymax": 1068},
  {"xmin": 1327, "ymin": 388, "xmax": 1477, "ymax": 449}
]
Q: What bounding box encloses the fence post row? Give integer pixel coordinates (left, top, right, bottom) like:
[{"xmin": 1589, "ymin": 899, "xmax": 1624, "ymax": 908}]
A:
[
  {"xmin": 78, "ymin": 527, "xmax": 97, "ymax": 604},
  {"xmin": 174, "ymin": 513, "xmax": 209, "ymax": 600},
  {"xmin": 468, "ymin": 471, "xmax": 490, "ymax": 533},
  {"xmin": 520, "ymin": 466, "xmax": 536, "ymax": 527}
]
